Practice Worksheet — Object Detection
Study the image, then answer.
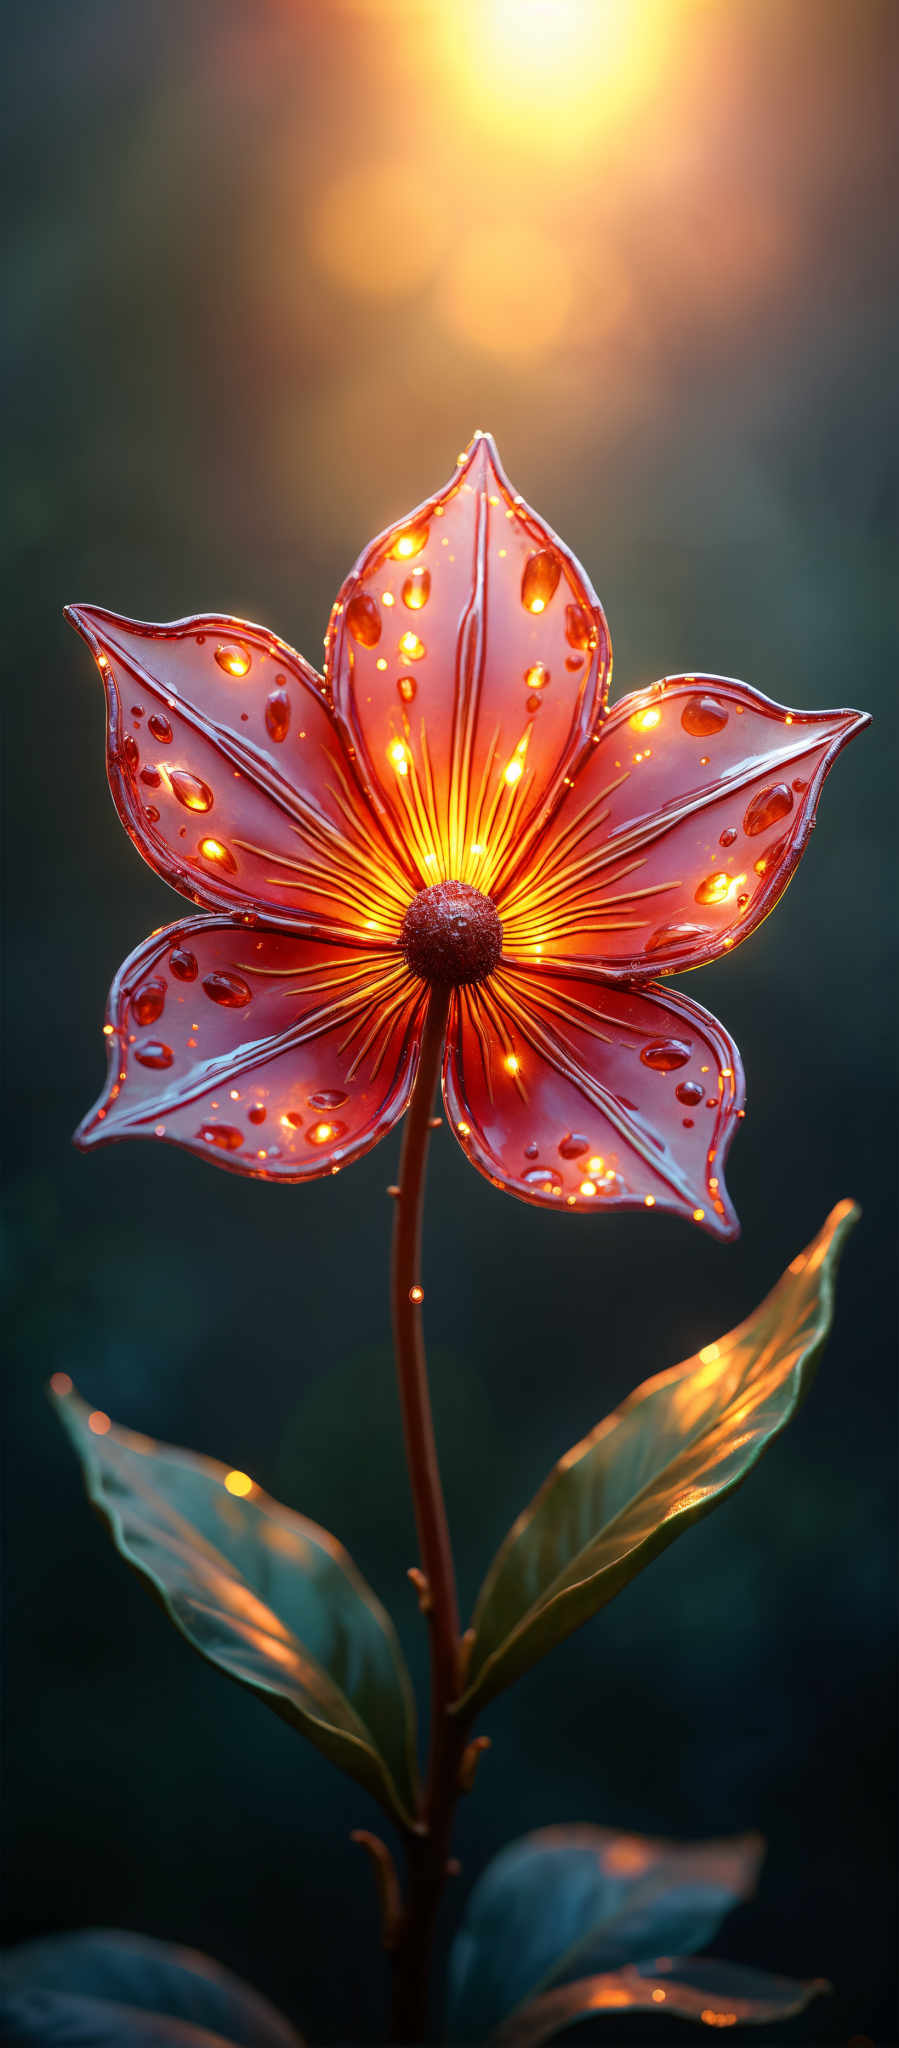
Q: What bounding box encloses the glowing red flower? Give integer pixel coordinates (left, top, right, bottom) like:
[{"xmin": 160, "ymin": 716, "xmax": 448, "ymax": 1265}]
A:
[{"xmin": 67, "ymin": 434, "xmax": 867, "ymax": 1236}]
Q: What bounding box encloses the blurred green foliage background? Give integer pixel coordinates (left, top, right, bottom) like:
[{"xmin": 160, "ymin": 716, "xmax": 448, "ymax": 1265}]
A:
[{"xmin": 3, "ymin": 1, "xmax": 896, "ymax": 2041}]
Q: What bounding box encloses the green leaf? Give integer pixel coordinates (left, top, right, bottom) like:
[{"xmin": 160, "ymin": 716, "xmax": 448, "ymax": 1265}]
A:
[
  {"xmin": 458, "ymin": 1201, "xmax": 859, "ymax": 1716},
  {"xmin": 488, "ymin": 1959, "xmax": 830, "ymax": 2045},
  {"xmin": 0, "ymin": 1929, "xmax": 303, "ymax": 2047},
  {"xmin": 446, "ymin": 1825, "xmax": 763, "ymax": 2042},
  {"xmin": 51, "ymin": 1388, "xmax": 420, "ymax": 1828}
]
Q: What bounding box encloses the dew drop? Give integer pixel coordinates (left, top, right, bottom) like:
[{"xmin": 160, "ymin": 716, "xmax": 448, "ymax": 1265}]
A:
[
  {"xmin": 148, "ymin": 713, "xmax": 173, "ymax": 743},
  {"xmin": 645, "ymin": 921, "xmax": 707, "ymax": 954},
  {"xmin": 695, "ymin": 871, "xmax": 732, "ymax": 905},
  {"xmin": 248, "ymin": 1105, "xmax": 266, "ymax": 1124},
  {"xmin": 524, "ymin": 1140, "xmax": 539, "ymax": 1158},
  {"xmin": 754, "ymin": 832, "xmax": 790, "ymax": 877},
  {"xmin": 169, "ymin": 946, "xmax": 198, "ymax": 981},
  {"xmin": 558, "ymin": 1132, "xmax": 590, "ymax": 1159},
  {"xmin": 310, "ymin": 1089, "xmax": 348, "ymax": 1109},
  {"xmin": 397, "ymin": 675, "xmax": 417, "ymax": 704},
  {"xmin": 402, "ymin": 568, "xmax": 431, "ymax": 610},
  {"xmin": 145, "ymin": 805, "xmax": 160, "ymax": 823},
  {"xmin": 346, "ymin": 594, "xmax": 382, "ymax": 648},
  {"xmin": 743, "ymin": 783, "xmax": 794, "ymax": 836},
  {"xmin": 198, "ymin": 837, "xmax": 237, "ymax": 873},
  {"xmin": 171, "ymin": 770, "xmax": 214, "ymax": 813},
  {"xmin": 198, "ymin": 1123, "xmax": 243, "ymax": 1150},
  {"xmin": 675, "ymin": 1079, "xmax": 705, "ymax": 1105},
  {"xmin": 719, "ymin": 826, "xmax": 738, "ymax": 847},
  {"xmin": 140, "ymin": 766, "xmax": 161, "ymax": 788},
  {"xmin": 524, "ymin": 663, "xmax": 550, "ymax": 691},
  {"xmin": 526, "ymin": 694, "xmax": 542, "ymax": 713},
  {"xmin": 399, "ymin": 630, "xmax": 425, "ymax": 660},
  {"xmin": 214, "ymin": 645, "xmax": 251, "ymax": 677},
  {"xmin": 265, "ymin": 687, "xmax": 290, "ymax": 743},
  {"xmin": 523, "ymin": 1166, "xmax": 563, "ymax": 1190},
  {"xmin": 641, "ymin": 1039, "xmax": 691, "ymax": 1071},
  {"xmin": 135, "ymin": 1041, "xmax": 174, "ymax": 1069},
  {"xmin": 283, "ymin": 1110, "xmax": 304, "ymax": 1129},
  {"xmin": 131, "ymin": 980, "xmax": 166, "ymax": 1025},
  {"xmin": 681, "ymin": 694, "xmax": 728, "ymax": 737},
  {"xmin": 565, "ymin": 603, "xmax": 593, "ymax": 651},
  {"xmin": 522, "ymin": 550, "xmax": 561, "ymax": 613},
  {"xmin": 202, "ymin": 970, "xmax": 251, "ymax": 1008},
  {"xmin": 307, "ymin": 1119, "xmax": 347, "ymax": 1145},
  {"xmin": 390, "ymin": 523, "xmax": 429, "ymax": 560},
  {"xmin": 123, "ymin": 734, "xmax": 139, "ymax": 771}
]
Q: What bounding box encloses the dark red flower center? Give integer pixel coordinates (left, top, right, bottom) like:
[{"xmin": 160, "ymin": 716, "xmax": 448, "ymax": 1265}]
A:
[{"xmin": 400, "ymin": 881, "xmax": 503, "ymax": 985}]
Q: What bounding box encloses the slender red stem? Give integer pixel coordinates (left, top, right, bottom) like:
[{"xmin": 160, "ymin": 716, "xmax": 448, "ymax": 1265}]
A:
[{"xmin": 389, "ymin": 982, "xmax": 468, "ymax": 2043}]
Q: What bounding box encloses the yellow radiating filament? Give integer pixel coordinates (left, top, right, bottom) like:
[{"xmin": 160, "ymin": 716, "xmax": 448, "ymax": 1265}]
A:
[
  {"xmin": 224, "ymin": 1469, "xmax": 253, "ymax": 1497},
  {"xmin": 388, "ymin": 740, "xmax": 410, "ymax": 777}
]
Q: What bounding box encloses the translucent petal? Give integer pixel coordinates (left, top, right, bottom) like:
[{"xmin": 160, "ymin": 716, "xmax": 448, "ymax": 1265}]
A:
[
  {"xmin": 327, "ymin": 432, "xmax": 610, "ymax": 896},
  {"xmin": 498, "ymin": 676, "xmax": 869, "ymax": 978},
  {"xmin": 76, "ymin": 916, "xmax": 423, "ymax": 1180},
  {"xmin": 66, "ymin": 607, "xmax": 407, "ymax": 940},
  {"xmin": 443, "ymin": 966, "xmax": 744, "ymax": 1237}
]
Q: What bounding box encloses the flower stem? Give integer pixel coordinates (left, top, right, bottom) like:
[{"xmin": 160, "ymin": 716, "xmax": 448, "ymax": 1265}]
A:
[{"xmin": 389, "ymin": 981, "xmax": 468, "ymax": 2043}]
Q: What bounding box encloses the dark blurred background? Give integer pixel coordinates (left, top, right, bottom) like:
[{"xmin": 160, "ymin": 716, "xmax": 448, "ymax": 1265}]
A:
[{"xmin": 3, "ymin": 2, "xmax": 897, "ymax": 2042}]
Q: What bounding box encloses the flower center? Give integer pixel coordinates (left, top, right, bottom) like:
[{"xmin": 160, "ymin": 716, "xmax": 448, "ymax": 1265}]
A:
[{"xmin": 400, "ymin": 881, "xmax": 503, "ymax": 986}]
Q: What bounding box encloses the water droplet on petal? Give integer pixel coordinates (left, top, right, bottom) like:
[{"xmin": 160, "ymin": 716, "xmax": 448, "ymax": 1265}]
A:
[
  {"xmin": 681, "ymin": 694, "xmax": 728, "ymax": 737},
  {"xmin": 743, "ymin": 782, "xmax": 794, "ymax": 836},
  {"xmin": 199, "ymin": 1123, "xmax": 243, "ymax": 1150},
  {"xmin": 307, "ymin": 1120, "xmax": 346, "ymax": 1145},
  {"xmin": 695, "ymin": 871, "xmax": 732, "ymax": 905},
  {"xmin": 198, "ymin": 837, "xmax": 237, "ymax": 872},
  {"xmin": 282, "ymin": 1110, "xmax": 304, "ymax": 1129},
  {"xmin": 399, "ymin": 630, "xmax": 425, "ymax": 659},
  {"xmin": 522, "ymin": 550, "xmax": 561, "ymax": 613},
  {"xmin": 309, "ymin": 1090, "xmax": 348, "ymax": 1109},
  {"xmin": 122, "ymin": 734, "xmax": 139, "ymax": 771},
  {"xmin": 676, "ymin": 1080, "xmax": 705, "ymax": 1105},
  {"xmin": 265, "ymin": 687, "xmax": 290, "ymax": 742},
  {"xmin": 390, "ymin": 523, "xmax": 429, "ymax": 560},
  {"xmin": 346, "ymin": 594, "xmax": 382, "ymax": 647},
  {"xmin": 171, "ymin": 770, "xmax": 214, "ymax": 812},
  {"xmin": 558, "ymin": 1132, "xmax": 590, "ymax": 1159},
  {"xmin": 144, "ymin": 805, "xmax": 160, "ymax": 822},
  {"xmin": 719, "ymin": 826, "xmax": 738, "ymax": 847},
  {"xmin": 645, "ymin": 921, "xmax": 707, "ymax": 953},
  {"xmin": 140, "ymin": 766, "xmax": 161, "ymax": 788},
  {"xmin": 754, "ymin": 832, "xmax": 791, "ymax": 877},
  {"xmin": 169, "ymin": 946, "xmax": 198, "ymax": 981},
  {"xmin": 397, "ymin": 675, "xmax": 417, "ymax": 703},
  {"xmin": 523, "ymin": 1166, "xmax": 563, "ymax": 1190},
  {"xmin": 565, "ymin": 603, "xmax": 594, "ymax": 651},
  {"xmin": 248, "ymin": 1105, "xmax": 266, "ymax": 1124},
  {"xmin": 148, "ymin": 713, "xmax": 173, "ymax": 743},
  {"xmin": 525, "ymin": 663, "xmax": 550, "ymax": 690},
  {"xmin": 402, "ymin": 568, "xmax": 431, "ymax": 610},
  {"xmin": 131, "ymin": 980, "xmax": 166, "ymax": 1025},
  {"xmin": 215, "ymin": 645, "xmax": 251, "ymax": 677},
  {"xmin": 524, "ymin": 1140, "xmax": 539, "ymax": 1158},
  {"xmin": 641, "ymin": 1039, "xmax": 691, "ymax": 1071},
  {"xmin": 202, "ymin": 970, "xmax": 251, "ymax": 1008},
  {"xmin": 135, "ymin": 1041, "xmax": 174, "ymax": 1068}
]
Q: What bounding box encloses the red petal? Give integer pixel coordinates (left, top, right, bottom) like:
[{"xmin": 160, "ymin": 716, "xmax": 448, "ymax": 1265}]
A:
[
  {"xmin": 328, "ymin": 432, "xmax": 610, "ymax": 894},
  {"xmin": 76, "ymin": 917, "xmax": 424, "ymax": 1180},
  {"xmin": 443, "ymin": 965, "xmax": 744, "ymax": 1237},
  {"xmin": 66, "ymin": 607, "xmax": 407, "ymax": 941},
  {"xmin": 499, "ymin": 677, "xmax": 868, "ymax": 978}
]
